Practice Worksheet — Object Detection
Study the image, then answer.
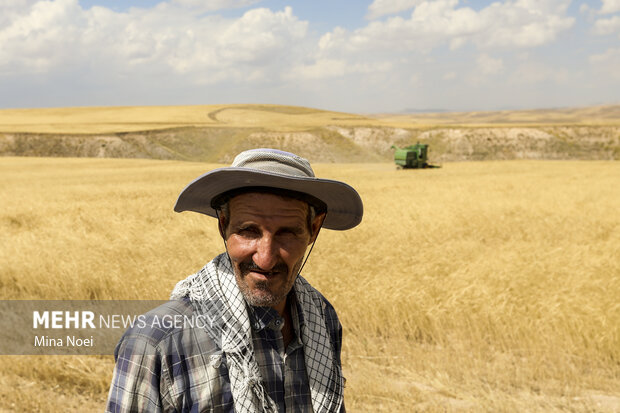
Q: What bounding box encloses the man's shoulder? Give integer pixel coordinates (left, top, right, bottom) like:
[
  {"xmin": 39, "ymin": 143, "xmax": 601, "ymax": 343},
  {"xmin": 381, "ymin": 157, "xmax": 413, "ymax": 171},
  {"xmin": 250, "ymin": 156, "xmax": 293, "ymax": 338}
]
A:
[
  {"xmin": 294, "ymin": 277, "xmax": 342, "ymax": 337},
  {"xmin": 115, "ymin": 299, "xmax": 217, "ymax": 357},
  {"xmin": 296, "ymin": 276, "xmax": 339, "ymax": 314},
  {"xmin": 294, "ymin": 277, "xmax": 344, "ymax": 358}
]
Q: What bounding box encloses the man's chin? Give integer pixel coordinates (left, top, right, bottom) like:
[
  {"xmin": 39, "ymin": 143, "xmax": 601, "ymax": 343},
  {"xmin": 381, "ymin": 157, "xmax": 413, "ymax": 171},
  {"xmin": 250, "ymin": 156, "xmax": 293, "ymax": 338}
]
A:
[
  {"xmin": 244, "ymin": 290, "xmax": 282, "ymax": 308},
  {"xmin": 236, "ymin": 271, "xmax": 290, "ymax": 308}
]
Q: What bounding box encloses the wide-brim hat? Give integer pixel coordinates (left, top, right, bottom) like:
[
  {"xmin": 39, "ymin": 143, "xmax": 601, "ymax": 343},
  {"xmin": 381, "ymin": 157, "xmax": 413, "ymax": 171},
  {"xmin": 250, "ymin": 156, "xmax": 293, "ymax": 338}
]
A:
[{"xmin": 174, "ymin": 148, "xmax": 363, "ymax": 230}]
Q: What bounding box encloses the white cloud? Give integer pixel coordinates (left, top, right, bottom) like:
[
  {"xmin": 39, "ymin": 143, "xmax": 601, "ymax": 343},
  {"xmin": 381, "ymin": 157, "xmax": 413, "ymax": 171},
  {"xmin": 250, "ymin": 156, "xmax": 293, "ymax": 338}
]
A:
[
  {"xmin": 593, "ymin": 15, "xmax": 620, "ymax": 35},
  {"xmin": 475, "ymin": 0, "xmax": 574, "ymax": 48},
  {"xmin": 468, "ymin": 54, "xmax": 504, "ymax": 86},
  {"xmin": 590, "ymin": 48, "xmax": 620, "ymax": 80},
  {"xmin": 291, "ymin": 59, "xmax": 348, "ymax": 79},
  {"xmin": 0, "ymin": 0, "xmax": 39, "ymax": 13},
  {"xmin": 366, "ymin": 0, "xmax": 425, "ymax": 20},
  {"xmin": 290, "ymin": 58, "xmax": 392, "ymax": 80},
  {"xmin": 0, "ymin": 0, "xmax": 613, "ymax": 112},
  {"xmin": 510, "ymin": 61, "xmax": 570, "ymax": 84},
  {"xmin": 319, "ymin": 1, "xmax": 481, "ymax": 55},
  {"xmin": 0, "ymin": 0, "xmax": 84, "ymax": 73},
  {"xmin": 318, "ymin": 0, "xmax": 575, "ymax": 60},
  {"xmin": 171, "ymin": 0, "xmax": 262, "ymax": 11},
  {"xmin": 599, "ymin": 0, "xmax": 620, "ymax": 14},
  {"xmin": 477, "ymin": 54, "xmax": 504, "ymax": 75},
  {"xmin": 0, "ymin": 1, "xmax": 308, "ymax": 84}
]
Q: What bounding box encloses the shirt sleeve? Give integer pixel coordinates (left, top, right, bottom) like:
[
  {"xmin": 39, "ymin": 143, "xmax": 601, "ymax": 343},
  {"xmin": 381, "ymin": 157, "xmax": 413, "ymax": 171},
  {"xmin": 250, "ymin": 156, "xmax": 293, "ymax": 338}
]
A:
[
  {"xmin": 335, "ymin": 314, "xmax": 347, "ymax": 413},
  {"xmin": 320, "ymin": 297, "xmax": 347, "ymax": 413},
  {"xmin": 105, "ymin": 333, "xmax": 168, "ymax": 413}
]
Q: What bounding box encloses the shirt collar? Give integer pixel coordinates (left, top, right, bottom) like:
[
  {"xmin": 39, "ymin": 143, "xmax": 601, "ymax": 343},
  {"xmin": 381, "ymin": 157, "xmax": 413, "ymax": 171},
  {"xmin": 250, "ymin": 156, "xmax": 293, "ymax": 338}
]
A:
[
  {"xmin": 246, "ymin": 289, "xmax": 305, "ymax": 333},
  {"xmin": 248, "ymin": 304, "xmax": 281, "ymax": 332}
]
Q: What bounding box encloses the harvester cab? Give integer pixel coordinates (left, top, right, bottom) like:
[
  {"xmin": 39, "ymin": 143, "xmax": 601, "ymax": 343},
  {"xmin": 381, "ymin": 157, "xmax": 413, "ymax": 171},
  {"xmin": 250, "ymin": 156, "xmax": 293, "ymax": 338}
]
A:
[{"xmin": 391, "ymin": 143, "xmax": 439, "ymax": 169}]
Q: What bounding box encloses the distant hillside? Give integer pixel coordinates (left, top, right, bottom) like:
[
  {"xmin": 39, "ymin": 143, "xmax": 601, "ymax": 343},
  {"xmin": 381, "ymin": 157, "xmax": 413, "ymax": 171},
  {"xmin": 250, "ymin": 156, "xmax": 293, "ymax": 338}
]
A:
[
  {"xmin": 1, "ymin": 104, "xmax": 619, "ymax": 162},
  {"xmin": 377, "ymin": 104, "xmax": 620, "ymax": 125}
]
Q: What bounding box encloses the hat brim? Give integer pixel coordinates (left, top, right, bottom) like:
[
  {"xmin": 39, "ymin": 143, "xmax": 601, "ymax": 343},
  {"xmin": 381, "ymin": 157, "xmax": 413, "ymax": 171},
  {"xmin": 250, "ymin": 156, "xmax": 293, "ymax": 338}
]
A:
[{"xmin": 174, "ymin": 168, "xmax": 363, "ymax": 230}]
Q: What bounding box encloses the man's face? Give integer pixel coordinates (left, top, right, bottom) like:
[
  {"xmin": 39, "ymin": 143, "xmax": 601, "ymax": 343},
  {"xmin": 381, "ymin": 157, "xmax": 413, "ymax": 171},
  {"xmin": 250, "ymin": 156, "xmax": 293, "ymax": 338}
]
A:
[{"xmin": 220, "ymin": 192, "xmax": 323, "ymax": 313}]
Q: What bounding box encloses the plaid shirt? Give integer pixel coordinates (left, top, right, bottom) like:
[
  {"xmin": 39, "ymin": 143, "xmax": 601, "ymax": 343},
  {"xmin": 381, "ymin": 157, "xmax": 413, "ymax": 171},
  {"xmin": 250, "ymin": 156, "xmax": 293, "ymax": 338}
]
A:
[{"xmin": 106, "ymin": 290, "xmax": 344, "ymax": 412}]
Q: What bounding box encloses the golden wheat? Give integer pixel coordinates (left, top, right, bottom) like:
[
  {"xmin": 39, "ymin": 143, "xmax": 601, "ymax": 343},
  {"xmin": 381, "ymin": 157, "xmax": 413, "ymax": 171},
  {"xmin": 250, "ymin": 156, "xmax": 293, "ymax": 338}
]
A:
[
  {"xmin": 1, "ymin": 157, "xmax": 619, "ymax": 412},
  {"xmin": 0, "ymin": 104, "xmax": 374, "ymax": 134},
  {"xmin": 2, "ymin": 104, "xmax": 618, "ymax": 134}
]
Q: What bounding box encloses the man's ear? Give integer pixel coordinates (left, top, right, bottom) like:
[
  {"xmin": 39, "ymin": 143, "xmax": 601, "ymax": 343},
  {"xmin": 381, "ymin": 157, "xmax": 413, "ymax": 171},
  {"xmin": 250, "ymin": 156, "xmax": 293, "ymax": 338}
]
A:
[
  {"xmin": 309, "ymin": 212, "xmax": 326, "ymax": 244},
  {"xmin": 218, "ymin": 213, "xmax": 227, "ymax": 240}
]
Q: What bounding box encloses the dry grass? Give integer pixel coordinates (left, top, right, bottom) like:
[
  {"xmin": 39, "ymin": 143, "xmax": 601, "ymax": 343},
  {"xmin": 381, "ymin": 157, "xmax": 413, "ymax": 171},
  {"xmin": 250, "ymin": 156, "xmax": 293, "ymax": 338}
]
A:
[
  {"xmin": 375, "ymin": 104, "xmax": 620, "ymax": 127},
  {"xmin": 0, "ymin": 104, "xmax": 374, "ymax": 134},
  {"xmin": 1, "ymin": 157, "xmax": 619, "ymax": 412},
  {"xmin": 2, "ymin": 104, "xmax": 619, "ymax": 134}
]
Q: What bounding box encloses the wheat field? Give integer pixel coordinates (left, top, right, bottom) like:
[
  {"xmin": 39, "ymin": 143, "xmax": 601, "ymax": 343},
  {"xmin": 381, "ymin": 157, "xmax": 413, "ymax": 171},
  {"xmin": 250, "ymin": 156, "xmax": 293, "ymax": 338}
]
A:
[
  {"xmin": 0, "ymin": 105, "xmax": 373, "ymax": 134},
  {"xmin": 0, "ymin": 157, "xmax": 619, "ymax": 412},
  {"xmin": 1, "ymin": 104, "xmax": 619, "ymax": 134}
]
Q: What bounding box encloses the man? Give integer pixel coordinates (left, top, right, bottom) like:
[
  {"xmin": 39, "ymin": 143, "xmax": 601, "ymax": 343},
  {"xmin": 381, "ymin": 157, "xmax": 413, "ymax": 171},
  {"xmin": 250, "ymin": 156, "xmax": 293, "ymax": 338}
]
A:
[{"xmin": 106, "ymin": 148, "xmax": 363, "ymax": 412}]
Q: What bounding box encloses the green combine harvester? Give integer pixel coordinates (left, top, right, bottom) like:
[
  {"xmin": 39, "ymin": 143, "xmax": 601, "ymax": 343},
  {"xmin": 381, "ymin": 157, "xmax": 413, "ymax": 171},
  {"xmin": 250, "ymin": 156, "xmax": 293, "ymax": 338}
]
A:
[{"xmin": 391, "ymin": 143, "xmax": 439, "ymax": 169}]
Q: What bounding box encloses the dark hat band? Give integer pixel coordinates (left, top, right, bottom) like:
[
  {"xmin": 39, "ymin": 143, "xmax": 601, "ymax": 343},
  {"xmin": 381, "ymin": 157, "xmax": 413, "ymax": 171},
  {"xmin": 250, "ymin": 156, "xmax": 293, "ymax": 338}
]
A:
[{"xmin": 211, "ymin": 186, "xmax": 327, "ymax": 214}]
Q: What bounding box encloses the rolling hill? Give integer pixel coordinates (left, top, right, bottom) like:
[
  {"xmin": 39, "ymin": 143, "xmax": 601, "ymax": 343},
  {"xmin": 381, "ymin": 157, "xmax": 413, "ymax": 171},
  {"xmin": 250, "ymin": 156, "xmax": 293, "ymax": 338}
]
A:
[{"xmin": 1, "ymin": 104, "xmax": 619, "ymax": 162}]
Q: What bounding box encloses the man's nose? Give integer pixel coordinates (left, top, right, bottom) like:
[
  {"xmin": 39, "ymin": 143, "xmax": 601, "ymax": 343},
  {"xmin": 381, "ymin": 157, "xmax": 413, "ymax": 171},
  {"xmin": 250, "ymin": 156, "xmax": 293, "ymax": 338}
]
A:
[{"xmin": 253, "ymin": 233, "xmax": 278, "ymax": 271}]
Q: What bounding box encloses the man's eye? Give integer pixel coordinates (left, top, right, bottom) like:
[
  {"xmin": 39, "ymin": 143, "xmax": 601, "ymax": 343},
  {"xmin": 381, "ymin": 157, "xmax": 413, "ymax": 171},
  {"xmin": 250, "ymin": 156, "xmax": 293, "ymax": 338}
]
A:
[
  {"xmin": 237, "ymin": 227, "xmax": 257, "ymax": 235},
  {"xmin": 278, "ymin": 229, "xmax": 300, "ymax": 237}
]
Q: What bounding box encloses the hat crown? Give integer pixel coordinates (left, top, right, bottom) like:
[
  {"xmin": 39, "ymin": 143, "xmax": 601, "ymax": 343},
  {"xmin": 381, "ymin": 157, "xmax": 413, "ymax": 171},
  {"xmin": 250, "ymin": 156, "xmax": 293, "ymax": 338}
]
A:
[
  {"xmin": 232, "ymin": 148, "xmax": 315, "ymax": 178},
  {"xmin": 174, "ymin": 147, "xmax": 363, "ymax": 230}
]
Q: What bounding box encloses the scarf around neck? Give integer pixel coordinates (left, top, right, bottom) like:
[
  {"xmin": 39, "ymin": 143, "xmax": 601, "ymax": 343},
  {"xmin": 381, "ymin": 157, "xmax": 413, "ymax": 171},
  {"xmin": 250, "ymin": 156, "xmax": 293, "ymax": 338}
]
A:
[{"xmin": 170, "ymin": 253, "xmax": 344, "ymax": 413}]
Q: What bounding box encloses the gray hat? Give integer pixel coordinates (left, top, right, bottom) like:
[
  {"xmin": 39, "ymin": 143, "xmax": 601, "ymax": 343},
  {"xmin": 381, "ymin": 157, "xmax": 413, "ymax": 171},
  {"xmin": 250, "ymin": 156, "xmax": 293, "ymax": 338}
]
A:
[{"xmin": 174, "ymin": 148, "xmax": 363, "ymax": 230}]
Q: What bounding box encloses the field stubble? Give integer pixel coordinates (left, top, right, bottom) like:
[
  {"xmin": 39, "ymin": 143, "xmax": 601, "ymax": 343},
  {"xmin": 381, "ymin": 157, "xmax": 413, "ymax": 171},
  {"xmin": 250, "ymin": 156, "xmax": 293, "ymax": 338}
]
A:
[{"xmin": 0, "ymin": 158, "xmax": 619, "ymax": 412}]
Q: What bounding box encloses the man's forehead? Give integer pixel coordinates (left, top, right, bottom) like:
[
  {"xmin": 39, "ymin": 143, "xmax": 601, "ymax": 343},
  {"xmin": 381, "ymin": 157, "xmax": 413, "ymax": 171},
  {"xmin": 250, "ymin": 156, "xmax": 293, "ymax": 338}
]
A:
[
  {"xmin": 228, "ymin": 192, "xmax": 309, "ymax": 218},
  {"xmin": 213, "ymin": 186, "xmax": 326, "ymax": 214},
  {"xmin": 230, "ymin": 191, "xmax": 308, "ymax": 205}
]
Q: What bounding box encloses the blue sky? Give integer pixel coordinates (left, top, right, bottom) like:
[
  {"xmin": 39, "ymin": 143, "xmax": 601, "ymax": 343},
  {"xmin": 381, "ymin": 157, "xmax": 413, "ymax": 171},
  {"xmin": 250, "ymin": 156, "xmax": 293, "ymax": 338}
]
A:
[{"xmin": 1, "ymin": 0, "xmax": 619, "ymax": 112}]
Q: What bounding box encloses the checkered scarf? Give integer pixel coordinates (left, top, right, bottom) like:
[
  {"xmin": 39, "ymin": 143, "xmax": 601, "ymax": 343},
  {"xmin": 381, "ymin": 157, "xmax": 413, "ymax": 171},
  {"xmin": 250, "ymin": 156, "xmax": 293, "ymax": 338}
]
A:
[{"xmin": 170, "ymin": 253, "xmax": 344, "ymax": 413}]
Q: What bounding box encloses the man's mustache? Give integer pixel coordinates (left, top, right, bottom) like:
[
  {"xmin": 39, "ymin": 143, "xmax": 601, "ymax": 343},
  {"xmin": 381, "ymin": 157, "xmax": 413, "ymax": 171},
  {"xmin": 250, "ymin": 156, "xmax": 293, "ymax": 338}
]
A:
[{"xmin": 239, "ymin": 260, "xmax": 288, "ymax": 276}]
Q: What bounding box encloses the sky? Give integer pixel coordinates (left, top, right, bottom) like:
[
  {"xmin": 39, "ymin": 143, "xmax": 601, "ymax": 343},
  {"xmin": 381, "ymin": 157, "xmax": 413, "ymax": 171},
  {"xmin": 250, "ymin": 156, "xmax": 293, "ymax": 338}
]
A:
[{"xmin": 1, "ymin": 0, "xmax": 619, "ymax": 113}]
